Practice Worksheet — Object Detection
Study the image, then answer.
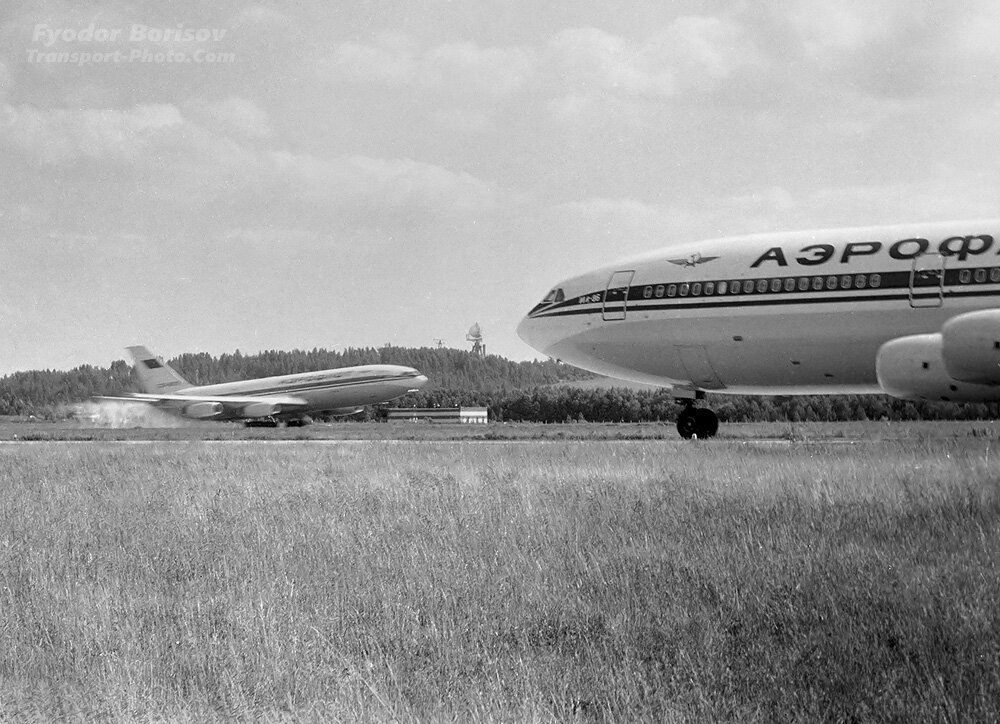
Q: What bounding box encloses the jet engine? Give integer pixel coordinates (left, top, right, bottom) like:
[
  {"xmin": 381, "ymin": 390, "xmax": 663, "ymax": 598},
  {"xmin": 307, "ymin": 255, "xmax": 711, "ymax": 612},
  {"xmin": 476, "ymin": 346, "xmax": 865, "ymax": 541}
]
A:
[
  {"xmin": 183, "ymin": 401, "xmax": 224, "ymax": 418},
  {"xmin": 876, "ymin": 332, "xmax": 1000, "ymax": 402},
  {"xmin": 242, "ymin": 402, "xmax": 280, "ymax": 418},
  {"xmin": 941, "ymin": 310, "xmax": 1000, "ymax": 385}
]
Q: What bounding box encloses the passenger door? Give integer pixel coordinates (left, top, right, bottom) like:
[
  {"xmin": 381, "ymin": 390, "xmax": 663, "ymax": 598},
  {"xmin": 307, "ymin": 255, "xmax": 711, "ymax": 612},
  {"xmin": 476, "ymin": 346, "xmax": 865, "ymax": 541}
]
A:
[
  {"xmin": 602, "ymin": 270, "xmax": 634, "ymax": 321},
  {"xmin": 909, "ymin": 253, "xmax": 946, "ymax": 308}
]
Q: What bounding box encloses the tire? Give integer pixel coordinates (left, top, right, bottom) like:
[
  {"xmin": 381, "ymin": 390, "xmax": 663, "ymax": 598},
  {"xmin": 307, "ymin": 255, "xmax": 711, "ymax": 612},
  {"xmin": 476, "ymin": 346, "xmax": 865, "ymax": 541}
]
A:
[
  {"xmin": 676, "ymin": 408, "xmax": 698, "ymax": 439},
  {"xmin": 694, "ymin": 408, "xmax": 719, "ymax": 438}
]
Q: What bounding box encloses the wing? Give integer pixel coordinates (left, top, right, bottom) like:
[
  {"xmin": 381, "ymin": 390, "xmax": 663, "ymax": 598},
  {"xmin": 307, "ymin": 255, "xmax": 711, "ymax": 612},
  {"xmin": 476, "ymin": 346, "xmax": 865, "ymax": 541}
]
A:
[{"xmin": 95, "ymin": 393, "xmax": 309, "ymax": 419}]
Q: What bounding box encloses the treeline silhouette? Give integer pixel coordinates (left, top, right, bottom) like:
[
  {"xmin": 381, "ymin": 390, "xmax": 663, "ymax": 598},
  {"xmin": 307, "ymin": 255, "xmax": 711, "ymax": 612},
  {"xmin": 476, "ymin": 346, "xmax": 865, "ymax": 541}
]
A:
[
  {"xmin": 0, "ymin": 346, "xmax": 589, "ymax": 418},
  {"xmin": 0, "ymin": 346, "xmax": 995, "ymax": 423}
]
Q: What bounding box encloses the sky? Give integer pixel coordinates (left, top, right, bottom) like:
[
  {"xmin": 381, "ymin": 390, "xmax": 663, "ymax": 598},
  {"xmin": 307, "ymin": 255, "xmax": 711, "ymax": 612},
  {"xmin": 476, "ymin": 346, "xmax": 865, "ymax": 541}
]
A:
[{"xmin": 3, "ymin": 0, "xmax": 1000, "ymax": 373}]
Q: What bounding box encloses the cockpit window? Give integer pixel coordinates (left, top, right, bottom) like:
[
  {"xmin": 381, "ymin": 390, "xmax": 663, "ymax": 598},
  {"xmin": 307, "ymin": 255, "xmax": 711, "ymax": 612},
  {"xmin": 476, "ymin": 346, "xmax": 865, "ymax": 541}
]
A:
[{"xmin": 541, "ymin": 288, "xmax": 565, "ymax": 305}]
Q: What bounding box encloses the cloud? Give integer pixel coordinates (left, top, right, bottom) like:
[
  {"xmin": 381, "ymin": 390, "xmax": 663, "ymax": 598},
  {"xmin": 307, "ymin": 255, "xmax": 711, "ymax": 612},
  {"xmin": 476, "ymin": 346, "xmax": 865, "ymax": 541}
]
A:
[
  {"xmin": 231, "ymin": 5, "xmax": 296, "ymax": 30},
  {"xmin": 430, "ymin": 107, "xmax": 493, "ymax": 134},
  {"xmin": 331, "ymin": 32, "xmax": 419, "ymax": 86},
  {"xmin": 0, "ymin": 61, "xmax": 9, "ymax": 103},
  {"xmin": 420, "ymin": 41, "xmax": 535, "ymax": 99},
  {"xmin": 546, "ymin": 28, "xmax": 675, "ymax": 96},
  {"xmin": 327, "ymin": 33, "xmax": 534, "ymax": 101},
  {"xmin": 755, "ymin": 1, "xmax": 1000, "ymax": 99},
  {"xmin": 547, "ymin": 197, "xmax": 695, "ymax": 256},
  {"xmin": 183, "ymin": 96, "xmax": 272, "ymax": 140},
  {"xmin": 1, "ymin": 103, "xmax": 183, "ymax": 164},
  {"xmin": 784, "ymin": 1, "xmax": 899, "ymax": 56},
  {"xmin": 0, "ymin": 101, "xmax": 495, "ymax": 226},
  {"xmin": 546, "ymin": 19, "xmax": 755, "ymax": 98},
  {"xmin": 266, "ymin": 150, "xmax": 496, "ymax": 219}
]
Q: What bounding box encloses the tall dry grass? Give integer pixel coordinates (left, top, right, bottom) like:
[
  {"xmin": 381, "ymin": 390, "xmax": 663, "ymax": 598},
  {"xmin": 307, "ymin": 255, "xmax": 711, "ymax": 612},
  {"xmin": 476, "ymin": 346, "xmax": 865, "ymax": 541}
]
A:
[{"xmin": 0, "ymin": 438, "xmax": 997, "ymax": 721}]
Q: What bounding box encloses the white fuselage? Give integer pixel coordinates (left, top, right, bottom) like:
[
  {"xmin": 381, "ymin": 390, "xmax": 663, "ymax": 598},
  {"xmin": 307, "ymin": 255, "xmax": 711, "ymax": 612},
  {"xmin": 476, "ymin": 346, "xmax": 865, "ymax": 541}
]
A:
[
  {"xmin": 177, "ymin": 364, "xmax": 427, "ymax": 418},
  {"xmin": 518, "ymin": 220, "xmax": 1000, "ymax": 395}
]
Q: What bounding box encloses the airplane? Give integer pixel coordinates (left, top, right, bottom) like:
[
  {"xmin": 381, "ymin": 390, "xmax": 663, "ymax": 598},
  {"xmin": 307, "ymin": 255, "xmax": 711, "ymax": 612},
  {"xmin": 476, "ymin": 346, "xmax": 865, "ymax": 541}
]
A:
[
  {"xmin": 101, "ymin": 346, "xmax": 428, "ymax": 426},
  {"xmin": 517, "ymin": 220, "xmax": 1000, "ymax": 439}
]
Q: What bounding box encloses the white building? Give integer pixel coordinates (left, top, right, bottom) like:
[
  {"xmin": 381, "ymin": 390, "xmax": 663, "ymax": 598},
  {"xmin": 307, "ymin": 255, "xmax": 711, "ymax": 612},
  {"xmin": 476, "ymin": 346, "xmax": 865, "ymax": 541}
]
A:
[{"xmin": 386, "ymin": 406, "xmax": 489, "ymax": 424}]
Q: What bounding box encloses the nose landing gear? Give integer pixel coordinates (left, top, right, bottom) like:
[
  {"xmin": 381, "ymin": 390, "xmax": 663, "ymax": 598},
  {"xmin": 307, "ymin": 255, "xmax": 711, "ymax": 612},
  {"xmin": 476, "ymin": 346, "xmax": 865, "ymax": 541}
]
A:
[{"xmin": 676, "ymin": 404, "xmax": 719, "ymax": 439}]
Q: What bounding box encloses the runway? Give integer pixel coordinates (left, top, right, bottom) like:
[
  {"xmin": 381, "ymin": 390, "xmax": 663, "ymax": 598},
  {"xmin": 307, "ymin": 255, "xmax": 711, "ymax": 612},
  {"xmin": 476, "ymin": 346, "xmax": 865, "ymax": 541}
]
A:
[{"xmin": 0, "ymin": 436, "xmax": 892, "ymax": 447}]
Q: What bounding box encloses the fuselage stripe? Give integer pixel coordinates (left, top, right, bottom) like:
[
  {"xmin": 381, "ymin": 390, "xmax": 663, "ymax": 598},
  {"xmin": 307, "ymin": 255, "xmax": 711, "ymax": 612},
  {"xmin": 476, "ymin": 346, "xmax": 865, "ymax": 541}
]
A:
[
  {"xmin": 196, "ymin": 375, "xmax": 407, "ymax": 398},
  {"xmin": 530, "ymin": 267, "xmax": 1000, "ymax": 319}
]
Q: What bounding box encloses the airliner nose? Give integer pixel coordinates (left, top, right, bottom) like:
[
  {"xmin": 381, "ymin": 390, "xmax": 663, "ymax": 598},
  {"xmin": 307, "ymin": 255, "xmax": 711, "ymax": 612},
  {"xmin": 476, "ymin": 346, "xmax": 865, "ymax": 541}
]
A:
[
  {"xmin": 517, "ymin": 312, "xmax": 555, "ymax": 357},
  {"xmin": 403, "ymin": 371, "xmax": 428, "ymax": 392}
]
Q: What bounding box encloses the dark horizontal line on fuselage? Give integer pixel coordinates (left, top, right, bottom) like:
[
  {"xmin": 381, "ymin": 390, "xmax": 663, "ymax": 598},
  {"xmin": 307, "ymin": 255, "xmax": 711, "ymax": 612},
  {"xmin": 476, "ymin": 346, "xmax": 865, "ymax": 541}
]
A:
[
  {"xmin": 202, "ymin": 376, "xmax": 407, "ymax": 398},
  {"xmin": 531, "ymin": 286, "xmax": 1000, "ymax": 319},
  {"xmin": 531, "ymin": 265, "xmax": 1000, "ymax": 319}
]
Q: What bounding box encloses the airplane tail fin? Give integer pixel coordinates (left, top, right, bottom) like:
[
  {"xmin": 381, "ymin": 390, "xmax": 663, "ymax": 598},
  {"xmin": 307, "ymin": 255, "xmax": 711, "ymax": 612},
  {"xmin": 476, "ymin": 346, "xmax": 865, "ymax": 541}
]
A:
[{"xmin": 127, "ymin": 346, "xmax": 191, "ymax": 393}]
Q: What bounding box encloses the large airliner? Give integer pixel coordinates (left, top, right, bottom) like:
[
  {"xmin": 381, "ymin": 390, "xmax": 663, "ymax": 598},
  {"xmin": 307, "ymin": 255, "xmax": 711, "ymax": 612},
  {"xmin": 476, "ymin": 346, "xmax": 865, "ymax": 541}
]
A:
[
  {"xmin": 517, "ymin": 220, "xmax": 1000, "ymax": 438},
  {"xmin": 102, "ymin": 346, "xmax": 428, "ymax": 426}
]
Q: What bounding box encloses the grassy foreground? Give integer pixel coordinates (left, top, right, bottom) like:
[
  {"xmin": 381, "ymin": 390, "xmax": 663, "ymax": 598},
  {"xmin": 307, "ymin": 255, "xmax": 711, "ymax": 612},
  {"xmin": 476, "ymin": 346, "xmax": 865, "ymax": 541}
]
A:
[
  {"xmin": 4, "ymin": 417, "xmax": 1000, "ymax": 442},
  {"xmin": 0, "ymin": 439, "xmax": 998, "ymax": 721}
]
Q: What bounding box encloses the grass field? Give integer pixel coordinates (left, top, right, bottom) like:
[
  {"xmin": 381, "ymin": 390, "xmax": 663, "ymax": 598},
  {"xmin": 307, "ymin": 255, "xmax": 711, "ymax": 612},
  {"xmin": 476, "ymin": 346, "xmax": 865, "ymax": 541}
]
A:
[
  {"xmin": 4, "ymin": 416, "xmax": 1000, "ymax": 442},
  {"xmin": 1, "ymin": 433, "xmax": 998, "ymax": 721}
]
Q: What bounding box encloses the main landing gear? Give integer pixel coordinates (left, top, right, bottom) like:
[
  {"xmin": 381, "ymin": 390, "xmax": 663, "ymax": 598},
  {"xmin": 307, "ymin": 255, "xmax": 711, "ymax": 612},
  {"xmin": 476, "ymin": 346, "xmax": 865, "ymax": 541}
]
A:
[
  {"xmin": 676, "ymin": 403, "xmax": 719, "ymax": 439},
  {"xmin": 243, "ymin": 416, "xmax": 313, "ymax": 428}
]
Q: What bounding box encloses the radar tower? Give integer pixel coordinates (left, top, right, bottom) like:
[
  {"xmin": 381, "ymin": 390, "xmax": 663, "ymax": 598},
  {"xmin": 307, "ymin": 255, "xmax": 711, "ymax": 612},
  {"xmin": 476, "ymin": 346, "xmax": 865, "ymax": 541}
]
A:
[{"xmin": 466, "ymin": 323, "xmax": 485, "ymax": 357}]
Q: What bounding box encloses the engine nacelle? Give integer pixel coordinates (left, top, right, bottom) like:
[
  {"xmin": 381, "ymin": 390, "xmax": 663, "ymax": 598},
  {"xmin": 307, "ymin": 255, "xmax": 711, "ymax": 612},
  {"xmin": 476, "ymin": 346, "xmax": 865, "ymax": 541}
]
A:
[
  {"xmin": 183, "ymin": 401, "xmax": 224, "ymax": 418},
  {"xmin": 242, "ymin": 402, "xmax": 280, "ymax": 418},
  {"xmin": 876, "ymin": 334, "xmax": 1000, "ymax": 402},
  {"xmin": 941, "ymin": 310, "xmax": 1000, "ymax": 385}
]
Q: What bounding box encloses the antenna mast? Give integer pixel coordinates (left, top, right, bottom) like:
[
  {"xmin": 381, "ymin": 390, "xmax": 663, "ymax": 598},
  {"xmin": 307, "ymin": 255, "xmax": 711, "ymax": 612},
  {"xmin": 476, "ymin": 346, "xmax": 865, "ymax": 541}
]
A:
[{"xmin": 466, "ymin": 322, "xmax": 485, "ymax": 357}]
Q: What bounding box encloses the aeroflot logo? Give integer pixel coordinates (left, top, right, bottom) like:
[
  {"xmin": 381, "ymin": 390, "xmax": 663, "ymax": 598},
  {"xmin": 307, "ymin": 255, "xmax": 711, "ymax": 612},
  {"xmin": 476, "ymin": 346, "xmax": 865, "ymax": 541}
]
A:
[
  {"xmin": 750, "ymin": 234, "xmax": 994, "ymax": 268},
  {"xmin": 668, "ymin": 252, "xmax": 719, "ymax": 267}
]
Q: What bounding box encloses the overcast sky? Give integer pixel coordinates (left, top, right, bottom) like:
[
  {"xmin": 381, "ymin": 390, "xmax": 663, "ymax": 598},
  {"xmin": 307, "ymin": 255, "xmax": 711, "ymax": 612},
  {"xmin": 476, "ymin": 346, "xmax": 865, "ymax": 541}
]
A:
[{"xmin": 2, "ymin": 1, "xmax": 1000, "ymax": 373}]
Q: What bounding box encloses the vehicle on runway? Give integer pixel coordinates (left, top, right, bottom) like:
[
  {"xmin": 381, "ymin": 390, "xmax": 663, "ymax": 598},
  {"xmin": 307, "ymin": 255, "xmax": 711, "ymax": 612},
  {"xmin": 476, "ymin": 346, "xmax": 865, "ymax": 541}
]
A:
[
  {"xmin": 101, "ymin": 346, "xmax": 428, "ymax": 426},
  {"xmin": 518, "ymin": 220, "xmax": 1000, "ymax": 438}
]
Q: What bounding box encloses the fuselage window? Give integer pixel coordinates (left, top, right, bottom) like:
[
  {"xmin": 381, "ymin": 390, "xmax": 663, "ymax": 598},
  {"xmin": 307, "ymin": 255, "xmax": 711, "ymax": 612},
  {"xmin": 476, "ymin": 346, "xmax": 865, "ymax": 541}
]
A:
[
  {"xmin": 743, "ymin": 280, "xmax": 754, "ymax": 294},
  {"xmin": 825, "ymin": 276, "xmax": 838, "ymax": 290},
  {"xmin": 960, "ymin": 269, "xmax": 972, "ymax": 284},
  {"xmin": 784, "ymin": 278, "xmax": 796, "ymax": 292},
  {"xmin": 991, "ymin": 268, "xmax": 1000, "ymax": 283},
  {"xmin": 643, "ymin": 285, "xmax": 653, "ymax": 299},
  {"xmin": 667, "ymin": 284, "xmax": 677, "ymax": 297},
  {"xmin": 855, "ymin": 274, "xmax": 867, "ymax": 289},
  {"xmin": 704, "ymin": 281, "xmax": 715, "ymax": 295},
  {"xmin": 679, "ymin": 283, "xmax": 690, "ymax": 296},
  {"xmin": 770, "ymin": 278, "xmax": 782, "ymax": 293},
  {"xmin": 840, "ymin": 275, "xmax": 852, "ymax": 290},
  {"xmin": 870, "ymin": 274, "xmax": 881, "ymax": 288},
  {"xmin": 975, "ymin": 268, "xmax": 987, "ymax": 283},
  {"xmin": 730, "ymin": 281, "xmax": 741, "ymax": 294},
  {"xmin": 811, "ymin": 276, "xmax": 823, "ymax": 291},
  {"xmin": 691, "ymin": 282, "xmax": 702, "ymax": 296},
  {"xmin": 798, "ymin": 277, "xmax": 810, "ymax": 291},
  {"xmin": 655, "ymin": 284, "xmax": 665, "ymax": 297}
]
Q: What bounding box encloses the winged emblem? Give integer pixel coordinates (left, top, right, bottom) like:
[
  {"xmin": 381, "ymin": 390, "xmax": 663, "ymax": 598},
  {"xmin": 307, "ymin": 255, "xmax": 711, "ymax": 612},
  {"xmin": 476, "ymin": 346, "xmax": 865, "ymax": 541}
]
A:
[{"xmin": 667, "ymin": 252, "xmax": 719, "ymax": 268}]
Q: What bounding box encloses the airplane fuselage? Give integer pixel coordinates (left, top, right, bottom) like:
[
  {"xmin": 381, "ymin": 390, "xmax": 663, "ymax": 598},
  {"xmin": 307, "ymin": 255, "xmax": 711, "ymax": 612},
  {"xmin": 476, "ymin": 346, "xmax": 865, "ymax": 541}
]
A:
[
  {"xmin": 518, "ymin": 220, "xmax": 1000, "ymax": 397},
  {"xmin": 174, "ymin": 364, "xmax": 428, "ymax": 419}
]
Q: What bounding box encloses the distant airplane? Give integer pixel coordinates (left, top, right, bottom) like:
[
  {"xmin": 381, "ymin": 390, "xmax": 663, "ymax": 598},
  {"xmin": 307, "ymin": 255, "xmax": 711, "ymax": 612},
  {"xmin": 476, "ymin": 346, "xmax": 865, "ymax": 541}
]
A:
[
  {"xmin": 518, "ymin": 220, "xmax": 1000, "ymax": 438},
  {"xmin": 101, "ymin": 346, "xmax": 427, "ymax": 426}
]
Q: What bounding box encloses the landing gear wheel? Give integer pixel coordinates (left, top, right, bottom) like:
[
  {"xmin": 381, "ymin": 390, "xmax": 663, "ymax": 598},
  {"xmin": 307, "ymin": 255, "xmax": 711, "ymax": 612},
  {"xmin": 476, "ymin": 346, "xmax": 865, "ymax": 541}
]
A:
[
  {"xmin": 676, "ymin": 407, "xmax": 719, "ymax": 439},
  {"xmin": 694, "ymin": 408, "xmax": 719, "ymax": 438},
  {"xmin": 245, "ymin": 418, "xmax": 280, "ymax": 428},
  {"xmin": 676, "ymin": 408, "xmax": 699, "ymax": 439}
]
